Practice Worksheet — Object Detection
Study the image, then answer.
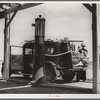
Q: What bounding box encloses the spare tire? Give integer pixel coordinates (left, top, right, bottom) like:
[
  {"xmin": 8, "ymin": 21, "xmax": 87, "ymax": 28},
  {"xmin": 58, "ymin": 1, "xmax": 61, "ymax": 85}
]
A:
[{"xmin": 44, "ymin": 62, "xmax": 56, "ymax": 83}]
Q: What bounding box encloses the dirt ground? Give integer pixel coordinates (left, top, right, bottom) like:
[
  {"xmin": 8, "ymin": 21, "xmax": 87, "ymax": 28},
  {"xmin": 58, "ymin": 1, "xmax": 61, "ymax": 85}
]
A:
[{"xmin": 0, "ymin": 75, "xmax": 93, "ymax": 94}]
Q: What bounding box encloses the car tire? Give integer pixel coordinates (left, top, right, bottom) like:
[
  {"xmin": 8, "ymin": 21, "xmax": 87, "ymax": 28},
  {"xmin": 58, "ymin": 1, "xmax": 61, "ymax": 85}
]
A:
[{"xmin": 62, "ymin": 71, "xmax": 75, "ymax": 82}]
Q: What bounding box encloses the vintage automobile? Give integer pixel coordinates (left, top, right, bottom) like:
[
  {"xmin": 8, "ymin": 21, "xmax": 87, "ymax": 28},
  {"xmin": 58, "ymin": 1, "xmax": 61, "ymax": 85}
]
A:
[{"xmin": 1, "ymin": 39, "xmax": 89, "ymax": 82}]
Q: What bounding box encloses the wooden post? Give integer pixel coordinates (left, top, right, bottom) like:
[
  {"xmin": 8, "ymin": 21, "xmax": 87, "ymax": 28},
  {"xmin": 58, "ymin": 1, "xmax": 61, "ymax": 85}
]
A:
[
  {"xmin": 83, "ymin": 3, "xmax": 100, "ymax": 94},
  {"xmin": 92, "ymin": 4, "xmax": 100, "ymax": 94},
  {"xmin": 3, "ymin": 13, "xmax": 10, "ymax": 79}
]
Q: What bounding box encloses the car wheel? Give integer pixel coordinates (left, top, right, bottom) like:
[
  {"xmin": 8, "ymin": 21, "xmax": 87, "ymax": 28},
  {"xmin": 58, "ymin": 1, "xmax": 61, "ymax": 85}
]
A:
[{"xmin": 62, "ymin": 71, "xmax": 75, "ymax": 82}]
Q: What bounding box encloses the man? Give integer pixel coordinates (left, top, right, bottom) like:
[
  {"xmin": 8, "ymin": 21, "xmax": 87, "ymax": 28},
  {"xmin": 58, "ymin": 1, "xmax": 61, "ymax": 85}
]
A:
[
  {"xmin": 80, "ymin": 43, "xmax": 88, "ymax": 57},
  {"xmin": 77, "ymin": 43, "xmax": 88, "ymax": 81}
]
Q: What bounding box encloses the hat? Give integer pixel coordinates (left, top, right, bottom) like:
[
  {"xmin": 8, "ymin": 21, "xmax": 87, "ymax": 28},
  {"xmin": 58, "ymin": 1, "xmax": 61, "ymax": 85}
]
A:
[{"xmin": 81, "ymin": 43, "xmax": 86, "ymax": 47}]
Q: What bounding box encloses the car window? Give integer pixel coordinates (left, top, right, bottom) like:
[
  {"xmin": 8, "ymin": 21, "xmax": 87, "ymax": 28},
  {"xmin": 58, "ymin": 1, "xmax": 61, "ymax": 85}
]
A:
[{"xmin": 25, "ymin": 48, "xmax": 32, "ymax": 55}]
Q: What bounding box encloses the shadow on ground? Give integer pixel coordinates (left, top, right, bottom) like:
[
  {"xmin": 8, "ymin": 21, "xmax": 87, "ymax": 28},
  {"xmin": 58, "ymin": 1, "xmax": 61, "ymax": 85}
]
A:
[{"xmin": 0, "ymin": 76, "xmax": 93, "ymax": 94}]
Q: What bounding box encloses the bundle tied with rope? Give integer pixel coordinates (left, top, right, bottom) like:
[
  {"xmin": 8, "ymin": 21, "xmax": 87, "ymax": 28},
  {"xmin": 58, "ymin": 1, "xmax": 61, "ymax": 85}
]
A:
[
  {"xmin": 73, "ymin": 51, "xmax": 89, "ymax": 71},
  {"xmin": 45, "ymin": 51, "xmax": 89, "ymax": 68}
]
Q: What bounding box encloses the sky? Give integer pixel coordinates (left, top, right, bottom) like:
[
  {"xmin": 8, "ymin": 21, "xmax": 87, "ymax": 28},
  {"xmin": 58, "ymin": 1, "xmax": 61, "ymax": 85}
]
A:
[{"xmin": 0, "ymin": 3, "xmax": 98, "ymax": 61}]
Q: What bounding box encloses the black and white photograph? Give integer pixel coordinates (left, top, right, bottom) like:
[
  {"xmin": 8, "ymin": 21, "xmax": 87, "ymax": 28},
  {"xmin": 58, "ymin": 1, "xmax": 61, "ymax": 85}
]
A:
[{"xmin": 0, "ymin": 0, "xmax": 100, "ymax": 98}]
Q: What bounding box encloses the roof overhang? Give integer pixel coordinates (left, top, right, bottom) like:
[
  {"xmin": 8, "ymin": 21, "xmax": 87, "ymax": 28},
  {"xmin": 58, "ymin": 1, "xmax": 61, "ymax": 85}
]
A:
[{"xmin": 0, "ymin": 3, "xmax": 43, "ymax": 19}]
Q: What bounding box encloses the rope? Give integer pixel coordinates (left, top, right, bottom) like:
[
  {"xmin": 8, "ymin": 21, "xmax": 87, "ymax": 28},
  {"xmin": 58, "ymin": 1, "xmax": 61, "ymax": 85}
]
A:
[
  {"xmin": 45, "ymin": 51, "xmax": 74, "ymax": 57},
  {"xmin": 45, "ymin": 51, "xmax": 87, "ymax": 65},
  {"xmin": 72, "ymin": 52, "xmax": 89, "ymax": 67},
  {"xmin": 72, "ymin": 52, "xmax": 81, "ymax": 62}
]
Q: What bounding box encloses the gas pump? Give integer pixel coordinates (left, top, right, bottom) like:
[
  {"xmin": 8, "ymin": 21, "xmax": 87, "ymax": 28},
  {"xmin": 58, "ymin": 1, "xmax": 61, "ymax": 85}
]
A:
[{"xmin": 30, "ymin": 15, "xmax": 47, "ymax": 84}]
